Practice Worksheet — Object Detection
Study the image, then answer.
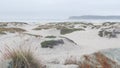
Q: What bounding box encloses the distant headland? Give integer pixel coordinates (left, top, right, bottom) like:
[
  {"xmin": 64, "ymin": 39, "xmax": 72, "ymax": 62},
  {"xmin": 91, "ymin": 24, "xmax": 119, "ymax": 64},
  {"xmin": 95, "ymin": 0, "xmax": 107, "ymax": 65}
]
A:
[{"xmin": 69, "ymin": 15, "xmax": 120, "ymax": 19}]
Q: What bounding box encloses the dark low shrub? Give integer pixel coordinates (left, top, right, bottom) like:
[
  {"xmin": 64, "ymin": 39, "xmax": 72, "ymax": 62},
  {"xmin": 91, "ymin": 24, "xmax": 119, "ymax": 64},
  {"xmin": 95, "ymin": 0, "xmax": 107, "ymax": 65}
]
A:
[
  {"xmin": 45, "ymin": 36, "xmax": 56, "ymax": 38},
  {"xmin": 0, "ymin": 31, "xmax": 6, "ymax": 35},
  {"xmin": 98, "ymin": 31, "xmax": 104, "ymax": 37},
  {"xmin": 98, "ymin": 30, "xmax": 117, "ymax": 38},
  {"xmin": 41, "ymin": 39, "xmax": 64, "ymax": 48},
  {"xmin": 33, "ymin": 27, "xmax": 42, "ymax": 30},
  {"xmin": 60, "ymin": 28, "xmax": 84, "ymax": 35}
]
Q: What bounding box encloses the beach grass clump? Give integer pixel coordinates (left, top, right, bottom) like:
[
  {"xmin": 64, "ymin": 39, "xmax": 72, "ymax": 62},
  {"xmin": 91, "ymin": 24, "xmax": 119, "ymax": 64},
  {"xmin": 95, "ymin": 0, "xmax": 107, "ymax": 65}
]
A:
[
  {"xmin": 3, "ymin": 47, "xmax": 45, "ymax": 68},
  {"xmin": 45, "ymin": 36, "xmax": 56, "ymax": 38}
]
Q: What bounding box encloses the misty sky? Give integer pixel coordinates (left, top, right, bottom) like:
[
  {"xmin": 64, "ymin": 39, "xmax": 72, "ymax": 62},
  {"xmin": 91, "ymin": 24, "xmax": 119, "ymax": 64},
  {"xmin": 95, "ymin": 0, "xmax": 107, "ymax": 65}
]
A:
[{"xmin": 0, "ymin": 0, "xmax": 120, "ymax": 20}]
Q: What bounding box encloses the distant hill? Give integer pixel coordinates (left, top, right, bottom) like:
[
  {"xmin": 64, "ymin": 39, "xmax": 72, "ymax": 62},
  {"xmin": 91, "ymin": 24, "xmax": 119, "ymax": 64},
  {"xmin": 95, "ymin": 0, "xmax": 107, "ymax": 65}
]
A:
[{"xmin": 69, "ymin": 15, "xmax": 120, "ymax": 19}]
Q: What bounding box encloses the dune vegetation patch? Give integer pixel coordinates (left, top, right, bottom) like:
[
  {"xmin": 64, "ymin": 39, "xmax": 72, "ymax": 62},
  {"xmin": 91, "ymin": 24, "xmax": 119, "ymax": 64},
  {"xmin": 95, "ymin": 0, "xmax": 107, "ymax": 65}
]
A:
[
  {"xmin": 64, "ymin": 52, "xmax": 118, "ymax": 68},
  {"xmin": 0, "ymin": 31, "xmax": 6, "ymax": 35},
  {"xmin": 60, "ymin": 28, "xmax": 85, "ymax": 35},
  {"xmin": 33, "ymin": 27, "xmax": 43, "ymax": 30},
  {"xmin": 33, "ymin": 25, "xmax": 54, "ymax": 30},
  {"xmin": 0, "ymin": 23, "xmax": 7, "ymax": 27},
  {"xmin": 45, "ymin": 36, "xmax": 56, "ymax": 38},
  {"xmin": 41, "ymin": 39, "xmax": 64, "ymax": 48},
  {"xmin": 33, "ymin": 22, "xmax": 92, "ymax": 31},
  {"xmin": 0, "ymin": 22, "xmax": 28, "ymax": 27},
  {"xmin": 24, "ymin": 33, "xmax": 42, "ymax": 37},
  {"xmin": 32, "ymin": 27, "xmax": 50, "ymax": 30},
  {"xmin": 0, "ymin": 27, "xmax": 26, "ymax": 33}
]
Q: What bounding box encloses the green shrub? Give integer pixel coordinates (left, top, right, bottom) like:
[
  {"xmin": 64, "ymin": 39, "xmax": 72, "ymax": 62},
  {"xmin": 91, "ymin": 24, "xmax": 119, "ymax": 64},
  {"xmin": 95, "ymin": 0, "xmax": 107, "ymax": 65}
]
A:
[
  {"xmin": 98, "ymin": 31, "xmax": 104, "ymax": 37},
  {"xmin": 98, "ymin": 30, "xmax": 117, "ymax": 38},
  {"xmin": 56, "ymin": 26, "xmax": 67, "ymax": 30},
  {"xmin": 33, "ymin": 27, "xmax": 42, "ymax": 30},
  {"xmin": 41, "ymin": 40, "xmax": 64, "ymax": 48},
  {"xmin": 45, "ymin": 36, "xmax": 56, "ymax": 38},
  {"xmin": 60, "ymin": 28, "xmax": 84, "ymax": 35},
  {"xmin": 0, "ymin": 31, "xmax": 6, "ymax": 35}
]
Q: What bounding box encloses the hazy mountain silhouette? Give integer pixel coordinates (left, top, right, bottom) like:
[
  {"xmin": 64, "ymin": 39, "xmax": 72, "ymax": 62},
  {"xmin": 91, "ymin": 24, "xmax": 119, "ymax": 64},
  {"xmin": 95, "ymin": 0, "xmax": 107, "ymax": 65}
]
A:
[{"xmin": 69, "ymin": 15, "xmax": 120, "ymax": 19}]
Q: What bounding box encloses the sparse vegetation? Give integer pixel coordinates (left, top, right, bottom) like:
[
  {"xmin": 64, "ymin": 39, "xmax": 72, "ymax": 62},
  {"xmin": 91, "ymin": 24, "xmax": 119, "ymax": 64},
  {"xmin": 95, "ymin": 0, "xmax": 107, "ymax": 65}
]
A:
[
  {"xmin": 60, "ymin": 36, "xmax": 77, "ymax": 45},
  {"xmin": 64, "ymin": 52, "xmax": 117, "ymax": 68},
  {"xmin": 0, "ymin": 22, "xmax": 28, "ymax": 27},
  {"xmin": 55, "ymin": 26, "xmax": 68, "ymax": 30},
  {"xmin": 60, "ymin": 28, "xmax": 85, "ymax": 35},
  {"xmin": 98, "ymin": 29, "xmax": 117, "ymax": 38},
  {"xmin": 102, "ymin": 22, "xmax": 116, "ymax": 26},
  {"xmin": 45, "ymin": 36, "xmax": 56, "ymax": 38},
  {"xmin": 64, "ymin": 56, "xmax": 78, "ymax": 65},
  {"xmin": 25, "ymin": 33, "xmax": 42, "ymax": 37},
  {"xmin": 0, "ymin": 28, "xmax": 26, "ymax": 33},
  {"xmin": 33, "ymin": 25, "xmax": 54, "ymax": 30},
  {"xmin": 41, "ymin": 39, "xmax": 64, "ymax": 48},
  {"xmin": 33, "ymin": 22, "xmax": 93, "ymax": 31}
]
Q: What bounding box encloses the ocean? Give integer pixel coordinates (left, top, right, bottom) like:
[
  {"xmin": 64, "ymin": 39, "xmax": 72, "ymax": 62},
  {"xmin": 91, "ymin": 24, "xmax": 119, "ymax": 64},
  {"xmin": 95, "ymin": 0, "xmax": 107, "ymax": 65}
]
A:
[{"xmin": 1, "ymin": 19, "xmax": 120, "ymax": 23}]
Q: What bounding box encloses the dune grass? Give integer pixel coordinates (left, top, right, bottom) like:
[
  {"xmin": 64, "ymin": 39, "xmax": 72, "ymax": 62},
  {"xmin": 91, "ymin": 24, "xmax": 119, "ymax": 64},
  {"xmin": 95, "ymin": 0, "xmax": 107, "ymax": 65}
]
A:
[
  {"xmin": 0, "ymin": 28, "xmax": 26, "ymax": 33},
  {"xmin": 60, "ymin": 28, "xmax": 85, "ymax": 35},
  {"xmin": 2, "ymin": 46, "xmax": 45, "ymax": 68},
  {"xmin": 64, "ymin": 52, "xmax": 117, "ymax": 68}
]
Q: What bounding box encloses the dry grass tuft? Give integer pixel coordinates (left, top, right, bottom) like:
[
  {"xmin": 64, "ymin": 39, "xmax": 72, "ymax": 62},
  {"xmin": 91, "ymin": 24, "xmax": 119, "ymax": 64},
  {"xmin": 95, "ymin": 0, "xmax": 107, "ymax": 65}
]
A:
[
  {"xmin": 2, "ymin": 46, "xmax": 45, "ymax": 68},
  {"xmin": 64, "ymin": 52, "xmax": 117, "ymax": 68},
  {"xmin": 64, "ymin": 56, "xmax": 78, "ymax": 65}
]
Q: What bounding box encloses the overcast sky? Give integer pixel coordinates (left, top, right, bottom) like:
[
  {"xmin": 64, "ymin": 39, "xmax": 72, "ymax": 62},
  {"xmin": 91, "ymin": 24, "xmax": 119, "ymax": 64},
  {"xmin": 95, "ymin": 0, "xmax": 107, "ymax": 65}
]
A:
[{"xmin": 0, "ymin": 0, "xmax": 120, "ymax": 20}]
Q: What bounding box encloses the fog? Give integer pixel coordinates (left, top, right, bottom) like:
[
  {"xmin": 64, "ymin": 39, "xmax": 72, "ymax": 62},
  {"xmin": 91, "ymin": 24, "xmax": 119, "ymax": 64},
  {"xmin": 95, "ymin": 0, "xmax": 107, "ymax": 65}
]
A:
[{"xmin": 0, "ymin": 0, "xmax": 120, "ymax": 20}]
